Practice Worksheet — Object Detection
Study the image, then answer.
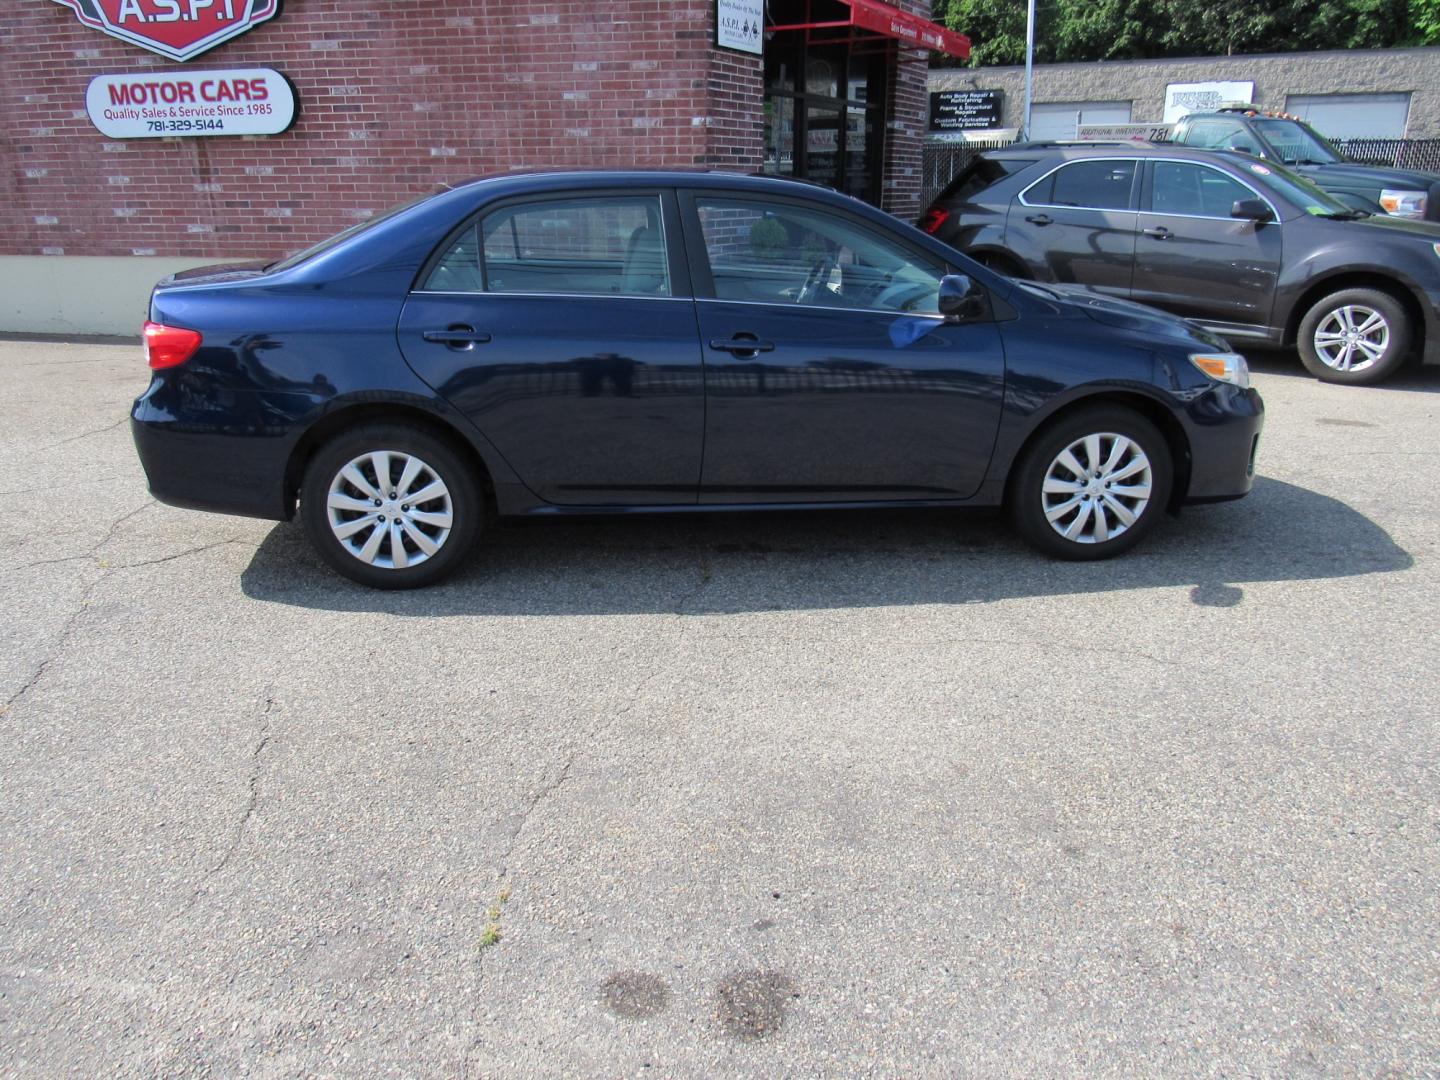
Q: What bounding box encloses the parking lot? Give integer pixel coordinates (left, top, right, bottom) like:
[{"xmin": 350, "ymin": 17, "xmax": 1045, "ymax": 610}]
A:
[{"xmin": 1, "ymin": 337, "xmax": 1437, "ymax": 1076}]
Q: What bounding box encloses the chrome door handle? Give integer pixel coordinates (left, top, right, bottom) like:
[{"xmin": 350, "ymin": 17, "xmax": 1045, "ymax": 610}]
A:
[
  {"xmin": 423, "ymin": 325, "xmax": 492, "ymax": 348},
  {"xmin": 1142, "ymin": 226, "xmax": 1172, "ymax": 239},
  {"xmin": 1025, "ymin": 214, "xmax": 1053, "ymax": 226},
  {"xmin": 708, "ymin": 336, "xmax": 775, "ymax": 356}
]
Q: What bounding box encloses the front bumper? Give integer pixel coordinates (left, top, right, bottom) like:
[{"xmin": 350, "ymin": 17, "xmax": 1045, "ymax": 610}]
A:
[{"xmin": 1180, "ymin": 383, "xmax": 1265, "ymax": 504}]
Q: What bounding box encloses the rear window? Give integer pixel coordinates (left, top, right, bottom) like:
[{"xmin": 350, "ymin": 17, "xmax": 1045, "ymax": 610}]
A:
[
  {"xmin": 937, "ymin": 157, "xmax": 1038, "ymax": 203},
  {"xmin": 266, "ymin": 192, "xmax": 436, "ymax": 273}
]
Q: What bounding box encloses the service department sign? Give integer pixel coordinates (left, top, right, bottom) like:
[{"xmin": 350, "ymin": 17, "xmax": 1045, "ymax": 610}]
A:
[
  {"xmin": 52, "ymin": 0, "xmax": 280, "ymax": 62},
  {"xmin": 86, "ymin": 68, "xmax": 295, "ymax": 137}
]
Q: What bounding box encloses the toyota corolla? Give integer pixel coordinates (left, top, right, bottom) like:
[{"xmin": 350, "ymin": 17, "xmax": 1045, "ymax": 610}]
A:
[{"xmin": 131, "ymin": 170, "xmax": 1263, "ymax": 588}]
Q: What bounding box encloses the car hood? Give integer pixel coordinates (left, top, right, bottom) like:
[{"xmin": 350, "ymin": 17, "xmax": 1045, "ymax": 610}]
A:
[
  {"xmin": 1333, "ymin": 212, "xmax": 1440, "ymax": 241},
  {"xmin": 1297, "ymin": 161, "xmax": 1440, "ymax": 188},
  {"xmin": 1015, "ymin": 282, "xmax": 1227, "ymax": 345}
]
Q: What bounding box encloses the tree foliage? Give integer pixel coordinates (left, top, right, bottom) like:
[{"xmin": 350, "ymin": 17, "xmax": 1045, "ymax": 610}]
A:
[{"xmin": 936, "ymin": 0, "xmax": 1433, "ymax": 66}]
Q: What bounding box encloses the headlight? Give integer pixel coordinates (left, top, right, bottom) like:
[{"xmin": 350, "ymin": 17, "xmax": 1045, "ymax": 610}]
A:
[
  {"xmin": 1190, "ymin": 352, "xmax": 1251, "ymax": 388},
  {"xmin": 1379, "ymin": 189, "xmax": 1427, "ymax": 218}
]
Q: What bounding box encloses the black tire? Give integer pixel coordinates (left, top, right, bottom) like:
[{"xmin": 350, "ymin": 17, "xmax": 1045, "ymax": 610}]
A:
[
  {"xmin": 1008, "ymin": 406, "xmax": 1173, "ymax": 561},
  {"xmin": 1296, "ymin": 287, "xmax": 1411, "ymax": 385},
  {"xmin": 300, "ymin": 422, "xmax": 481, "ymax": 589}
]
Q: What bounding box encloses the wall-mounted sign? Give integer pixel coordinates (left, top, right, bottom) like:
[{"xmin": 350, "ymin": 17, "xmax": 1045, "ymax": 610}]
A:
[
  {"xmin": 52, "ymin": 0, "xmax": 280, "ymax": 63},
  {"xmin": 1163, "ymin": 81, "xmax": 1255, "ymax": 124},
  {"xmin": 85, "ymin": 68, "xmax": 295, "ymax": 138},
  {"xmin": 716, "ymin": 0, "xmax": 763, "ymax": 54},
  {"xmin": 929, "ymin": 89, "xmax": 1003, "ymax": 132}
]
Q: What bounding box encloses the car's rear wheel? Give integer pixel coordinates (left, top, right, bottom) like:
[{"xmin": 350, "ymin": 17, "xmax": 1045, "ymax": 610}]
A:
[
  {"xmin": 1297, "ymin": 287, "xmax": 1410, "ymax": 385},
  {"xmin": 1009, "ymin": 406, "xmax": 1173, "ymax": 560},
  {"xmin": 300, "ymin": 423, "xmax": 481, "ymax": 589}
]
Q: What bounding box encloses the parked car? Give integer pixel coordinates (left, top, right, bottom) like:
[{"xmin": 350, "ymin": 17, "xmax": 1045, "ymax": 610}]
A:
[
  {"xmin": 921, "ymin": 144, "xmax": 1440, "ymax": 384},
  {"xmin": 132, "ymin": 171, "xmax": 1262, "ymax": 588},
  {"xmin": 1170, "ymin": 105, "xmax": 1440, "ymax": 222}
]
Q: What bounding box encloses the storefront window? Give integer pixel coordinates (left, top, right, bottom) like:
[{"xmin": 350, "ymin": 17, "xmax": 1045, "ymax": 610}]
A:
[{"xmin": 762, "ymin": 8, "xmax": 890, "ymax": 207}]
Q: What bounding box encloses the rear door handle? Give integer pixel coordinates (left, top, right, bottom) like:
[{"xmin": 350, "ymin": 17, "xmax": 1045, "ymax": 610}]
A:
[
  {"xmin": 1025, "ymin": 214, "xmax": 1053, "ymax": 226},
  {"xmin": 423, "ymin": 324, "xmax": 492, "ymax": 348},
  {"xmin": 709, "ymin": 336, "xmax": 775, "ymax": 357},
  {"xmin": 1142, "ymin": 226, "xmax": 1172, "ymax": 240}
]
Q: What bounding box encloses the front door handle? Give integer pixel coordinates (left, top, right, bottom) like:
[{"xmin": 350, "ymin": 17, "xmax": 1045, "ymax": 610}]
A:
[
  {"xmin": 1025, "ymin": 214, "xmax": 1053, "ymax": 226},
  {"xmin": 708, "ymin": 335, "xmax": 775, "ymax": 357},
  {"xmin": 423, "ymin": 324, "xmax": 492, "ymax": 348},
  {"xmin": 1142, "ymin": 226, "xmax": 1172, "ymax": 240}
]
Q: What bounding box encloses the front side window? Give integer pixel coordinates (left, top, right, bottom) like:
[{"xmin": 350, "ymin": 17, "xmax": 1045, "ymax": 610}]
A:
[
  {"xmin": 424, "ymin": 195, "xmax": 670, "ymax": 297},
  {"xmin": 695, "ymin": 197, "xmax": 945, "ymax": 314},
  {"xmin": 1025, "ymin": 160, "xmax": 1137, "ymax": 211},
  {"xmin": 1181, "ymin": 120, "xmax": 1248, "ymax": 150},
  {"xmin": 1150, "ymin": 162, "xmax": 1256, "ymax": 218}
]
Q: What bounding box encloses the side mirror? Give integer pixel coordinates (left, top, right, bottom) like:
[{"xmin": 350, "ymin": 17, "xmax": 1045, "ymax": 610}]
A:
[
  {"xmin": 939, "ymin": 273, "xmax": 986, "ymax": 323},
  {"xmin": 1225, "ymin": 142, "xmax": 1258, "ymax": 156},
  {"xmin": 1231, "ymin": 198, "xmax": 1274, "ymax": 223}
]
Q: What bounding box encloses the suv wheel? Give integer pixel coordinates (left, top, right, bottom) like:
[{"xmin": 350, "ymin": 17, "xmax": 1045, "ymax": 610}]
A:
[
  {"xmin": 1297, "ymin": 287, "xmax": 1410, "ymax": 385},
  {"xmin": 1009, "ymin": 406, "xmax": 1173, "ymax": 560},
  {"xmin": 300, "ymin": 423, "xmax": 481, "ymax": 589}
]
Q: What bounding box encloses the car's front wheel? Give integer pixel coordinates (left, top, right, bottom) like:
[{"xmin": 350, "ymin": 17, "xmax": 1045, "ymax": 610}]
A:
[
  {"xmin": 1009, "ymin": 406, "xmax": 1173, "ymax": 560},
  {"xmin": 300, "ymin": 423, "xmax": 481, "ymax": 589},
  {"xmin": 1297, "ymin": 287, "xmax": 1411, "ymax": 385}
]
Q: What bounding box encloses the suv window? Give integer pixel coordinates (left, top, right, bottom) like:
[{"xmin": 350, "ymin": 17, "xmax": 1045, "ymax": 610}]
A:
[
  {"xmin": 1181, "ymin": 119, "xmax": 1251, "ymax": 151},
  {"xmin": 1150, "ymin": 162, "xmax": 1255, "ymax": 218},
  {"xmin": 695, "ymin": 197, "xmax": 945, "ymax": 313},
  {"xmin": 1025, "ymin": 160, "xmax": 1137, "ymax": 211},
  {"xmin": 425, "ymin": 195, "xmax": 671, "ymax": 297},
  {"xmin": 937, "ymin": 157, "xmax": 1038, "ymax": 203}
]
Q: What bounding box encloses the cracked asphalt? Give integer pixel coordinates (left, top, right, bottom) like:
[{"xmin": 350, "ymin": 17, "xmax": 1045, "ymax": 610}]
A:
[{"xmin": 1, "ymin": 338, "xmax": 1438, "ymax": 1077}]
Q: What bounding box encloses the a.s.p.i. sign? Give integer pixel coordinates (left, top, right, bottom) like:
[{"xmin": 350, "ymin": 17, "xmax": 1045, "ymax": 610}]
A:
[{"xmin": 52, "ymin": 0, "xmax": 279, "ymax": 62}]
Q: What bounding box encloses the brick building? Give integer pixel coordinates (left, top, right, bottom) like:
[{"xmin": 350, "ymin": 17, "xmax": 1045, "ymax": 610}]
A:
[{"xmin": 0, "ymin": 0, "xmax": 965, "ymax": 333}]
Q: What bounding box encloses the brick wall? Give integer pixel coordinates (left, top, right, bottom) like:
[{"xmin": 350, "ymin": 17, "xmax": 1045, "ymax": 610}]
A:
[
  {"xmin": 0, "ymin": 0, "xmax": 765, "ymax": 260},
  {"xmin": 878, "ymin": 0, "xmax": 934, "ymax": 220}
]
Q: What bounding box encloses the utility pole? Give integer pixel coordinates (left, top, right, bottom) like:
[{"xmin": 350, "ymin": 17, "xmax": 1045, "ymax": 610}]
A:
[{"xmin": 1023, "ymin": 0, "xmax": 1036, "ymax": 140}]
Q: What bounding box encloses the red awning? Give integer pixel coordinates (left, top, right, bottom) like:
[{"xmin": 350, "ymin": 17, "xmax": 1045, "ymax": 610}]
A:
[{"xmin": 768, "ymin": 0, "xmax": 971, "ymax": 60}]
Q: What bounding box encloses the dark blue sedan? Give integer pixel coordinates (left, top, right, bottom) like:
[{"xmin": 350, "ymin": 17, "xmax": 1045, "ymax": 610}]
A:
[{"xmin": 131, "ymin": 171, "xmax": 1263, "ymax": 588}]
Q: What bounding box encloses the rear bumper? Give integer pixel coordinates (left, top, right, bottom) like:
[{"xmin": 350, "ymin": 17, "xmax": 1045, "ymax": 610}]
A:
[
  {"xmin": 1180, "ymin": 383, "xmax": 1264, "ymax": 504},
  {"xmin": 131, "ymin": 386, "xmax": 300, "ymax": 521}
]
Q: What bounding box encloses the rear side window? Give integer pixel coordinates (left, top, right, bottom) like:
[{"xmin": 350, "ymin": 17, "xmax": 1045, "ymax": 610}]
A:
[
  {"xmin": 1180, "ymin": 120, "xmax": 1249, "ymax": 149},
  {"xmin": 938, "ymin": 157, "xmax": 1038, "ymax": 202},
  {"xmin": 424, "ymin": 195, "xmax": 671, "ymax": 297},
  {"xmin": 1025, "ymin": 160, "xmax": 1137, "ymax": 211}
]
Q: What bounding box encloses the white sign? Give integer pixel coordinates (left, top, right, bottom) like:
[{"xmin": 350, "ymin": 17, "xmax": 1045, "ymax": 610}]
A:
[
  {"xmin": 85, "ymin": 68, "xmax": 295, "ymax": 139},
  {"xmin": 1163, "ymin": 81, "xmax": 1254, "ymax": 125},
  {"xmin": 1078, "ymin": 123, "xmax": 1174, "ymax": 142},
  {"xmin": 716, "ymin": 0, "xmax": 763, "ymax": 54}
]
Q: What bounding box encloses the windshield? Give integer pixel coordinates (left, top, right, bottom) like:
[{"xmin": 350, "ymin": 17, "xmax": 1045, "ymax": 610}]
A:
[
  {"xmin": 266, "ymin": 192, "xmax": 436, "ymax": 272},
  {"xmin": 1232, "ymin": 157, "xmax": 1352, "ymax": 215},
  {"xmin": 1250, "ymin": 119, "xmax": 1343, "ymax": 165}
]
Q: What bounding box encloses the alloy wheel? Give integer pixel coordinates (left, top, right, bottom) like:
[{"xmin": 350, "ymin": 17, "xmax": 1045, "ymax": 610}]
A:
[
  {"xmin": 1313, "ymin": 304, "xmax": 1389, "ymax": 373},
  {"xmin": 325, "ymin": 450, "xmax": 454, "ymax": 569},
  {"xmin": 1041, "ymin": 432, "xmax": 1153, "ymax": 545}
]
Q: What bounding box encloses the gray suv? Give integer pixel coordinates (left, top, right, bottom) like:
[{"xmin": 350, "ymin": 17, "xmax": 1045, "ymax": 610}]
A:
[{"xmin": 920, "ymin": 144, "xmax": 1440, "ymax": 384}]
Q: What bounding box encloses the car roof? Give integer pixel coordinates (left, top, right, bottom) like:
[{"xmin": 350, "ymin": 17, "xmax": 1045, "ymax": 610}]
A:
[{"xmin": 982, "ymin": 144, "xmax": 1256, "ymax": 166}]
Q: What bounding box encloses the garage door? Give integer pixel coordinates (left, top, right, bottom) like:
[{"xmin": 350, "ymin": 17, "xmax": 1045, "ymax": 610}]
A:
[
  {"xmin": 1285, "ymin": 93, "xmax": 1410, "ymax": 140},
  {"xmin": 1029, "ymin": 101, "xmax": 1132, "ymax": 141}
]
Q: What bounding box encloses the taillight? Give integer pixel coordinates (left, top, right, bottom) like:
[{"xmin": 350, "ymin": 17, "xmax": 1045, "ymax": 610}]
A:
[
  {"xmin": 143, "ymin": 320, "xmax": 203, "ymax": 369},
  {"xmin": 919, "ymin": 205, "xmax": 950, "ymax": 235}
]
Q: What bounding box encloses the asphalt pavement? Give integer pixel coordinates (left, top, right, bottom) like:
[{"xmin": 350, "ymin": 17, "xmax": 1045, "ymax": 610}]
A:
[{"xmin": 1, "ymin": 339, "xmax": 1437, "ymax": 1077}]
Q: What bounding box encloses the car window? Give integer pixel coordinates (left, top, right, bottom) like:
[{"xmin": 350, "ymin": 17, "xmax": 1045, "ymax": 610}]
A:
[
  {"xmin": 1181, "ymin": 120, "xmax": 1249, "ymax": 151},
  {"xmin": 1250, "ymin": 119, "xmax": 1343, "ymax": 165},
  {"xmin": 425, "ymin": 195, "xmax": 671, "ymax": 297},
  {"xmin": 1025, "ymin": 160, "xmax": 1137, "ymax": 211},
  {"xmin": 1151, "ymin": 162, "xmax": 1256, "ymax": 217},
  {"xmin": 937, "ymin": 156, "xmax": 1038, "ymax": 202},
  {"xmin": 695, "ymin": 197, "xmax": 945, "ymax": 314}
]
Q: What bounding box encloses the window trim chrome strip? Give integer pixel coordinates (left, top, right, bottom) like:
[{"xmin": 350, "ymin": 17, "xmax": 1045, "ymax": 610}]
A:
[{"xmin": 1017, "ymin": 155, "xmax": 1283, "ymax": 223}]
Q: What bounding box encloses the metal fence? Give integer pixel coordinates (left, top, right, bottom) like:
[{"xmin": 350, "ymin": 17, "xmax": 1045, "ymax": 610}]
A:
[
  {"xmin": 919, "ymin": 136, "xmax": 1440, "ymax": 212},
  {"xmin": 1333, "ymin": 138, "xmax": 1440, "ymax": 172}
]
